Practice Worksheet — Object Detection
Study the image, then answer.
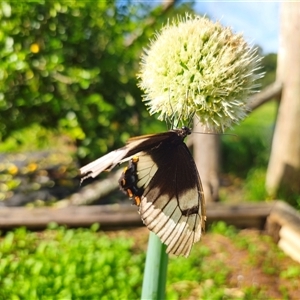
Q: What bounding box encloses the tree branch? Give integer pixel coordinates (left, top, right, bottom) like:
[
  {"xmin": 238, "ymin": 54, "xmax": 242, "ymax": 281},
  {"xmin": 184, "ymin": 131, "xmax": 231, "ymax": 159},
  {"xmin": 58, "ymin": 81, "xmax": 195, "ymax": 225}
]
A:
[
  {"xmin": 56, "ymin": 169, "xmax": 123, "ymax": 207},
  {"xmin": 248, "ymin": 81, "xmax": 282, "ymax": 111}
]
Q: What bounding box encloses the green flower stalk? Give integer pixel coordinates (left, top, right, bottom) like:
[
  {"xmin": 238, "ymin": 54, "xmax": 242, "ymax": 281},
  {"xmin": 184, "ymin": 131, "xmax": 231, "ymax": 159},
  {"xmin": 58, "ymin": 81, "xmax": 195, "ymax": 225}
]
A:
[{"xmin": 138, "ymin": 14, "xmax": 263, "ymax": 131}]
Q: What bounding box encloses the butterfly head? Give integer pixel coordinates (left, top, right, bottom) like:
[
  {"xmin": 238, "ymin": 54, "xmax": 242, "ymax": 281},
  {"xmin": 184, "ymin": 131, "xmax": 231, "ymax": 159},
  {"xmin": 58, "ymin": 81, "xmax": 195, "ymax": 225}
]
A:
[
  {"xmin": 181, "ymin": 126, "xmax": 192, "ymax": 135},
  {"xmin": 171, "ymin": 126, "xmax": 192, "ymax": 140}
]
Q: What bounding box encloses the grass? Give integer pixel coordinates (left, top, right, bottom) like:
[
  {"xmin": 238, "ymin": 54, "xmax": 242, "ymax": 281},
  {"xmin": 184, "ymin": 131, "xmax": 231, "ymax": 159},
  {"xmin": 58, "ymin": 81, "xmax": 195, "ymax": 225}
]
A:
[
  {"xmin": 0, "ymin": 224, "xmax": 144, "ymax": 299},
  {"xmin": 1, "ymin": 222, "xmax": 299, "ymax": 299}
]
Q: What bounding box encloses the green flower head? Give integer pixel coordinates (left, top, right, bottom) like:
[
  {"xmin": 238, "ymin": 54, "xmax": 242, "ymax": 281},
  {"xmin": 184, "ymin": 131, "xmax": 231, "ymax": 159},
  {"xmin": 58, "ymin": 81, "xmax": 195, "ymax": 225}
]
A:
[{"xmin": 138, "ymin": 14, "xmax": 263, "ymax": 132}]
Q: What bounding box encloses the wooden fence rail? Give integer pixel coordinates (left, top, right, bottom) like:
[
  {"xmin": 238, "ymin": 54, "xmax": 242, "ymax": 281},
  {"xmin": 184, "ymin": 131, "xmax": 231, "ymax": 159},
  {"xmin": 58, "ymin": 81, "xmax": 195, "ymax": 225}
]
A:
[
  {"xmin": 1, "ymin": 200, "xmax": 300, "ymax": 263},
  {"xmin": 0, "ymin": 201, "xmax": 275, "ymax": 230}
]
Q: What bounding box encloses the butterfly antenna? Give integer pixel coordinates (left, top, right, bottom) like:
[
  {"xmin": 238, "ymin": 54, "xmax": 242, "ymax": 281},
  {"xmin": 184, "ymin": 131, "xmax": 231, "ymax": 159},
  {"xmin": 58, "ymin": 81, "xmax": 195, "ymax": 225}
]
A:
[{"xmin": 191, "ymin": 130, "xmax": 238, "ymax": 138}]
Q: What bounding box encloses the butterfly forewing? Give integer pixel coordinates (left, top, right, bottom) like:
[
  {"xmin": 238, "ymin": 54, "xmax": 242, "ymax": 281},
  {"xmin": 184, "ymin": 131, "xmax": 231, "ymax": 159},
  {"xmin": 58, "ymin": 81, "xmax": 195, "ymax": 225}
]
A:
[{"xmin": 80, "ymin": 132, "xmax": 177, "ymax": 180}]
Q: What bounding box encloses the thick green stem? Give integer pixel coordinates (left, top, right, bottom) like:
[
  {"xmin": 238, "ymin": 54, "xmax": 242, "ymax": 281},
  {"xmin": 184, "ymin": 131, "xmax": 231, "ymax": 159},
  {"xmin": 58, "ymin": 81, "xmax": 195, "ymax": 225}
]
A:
[{"xmin": 141, "ymin": 232, "xmax": 168, "ymax": 300}]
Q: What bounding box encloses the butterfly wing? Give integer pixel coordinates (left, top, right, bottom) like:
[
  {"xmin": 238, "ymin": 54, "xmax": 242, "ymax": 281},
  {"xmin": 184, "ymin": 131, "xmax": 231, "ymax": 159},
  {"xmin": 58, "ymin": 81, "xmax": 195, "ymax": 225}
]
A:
[
  {"xmin": 135, "ymin": 140, "xmax": 205, "ymax": 257},
  {"xmin": 80, "ymin": 128, "xmax": 205, "ymax": 257},
  {"xmin": 80, "ymin": 132, "xmax": 175, "ymax": 180}
]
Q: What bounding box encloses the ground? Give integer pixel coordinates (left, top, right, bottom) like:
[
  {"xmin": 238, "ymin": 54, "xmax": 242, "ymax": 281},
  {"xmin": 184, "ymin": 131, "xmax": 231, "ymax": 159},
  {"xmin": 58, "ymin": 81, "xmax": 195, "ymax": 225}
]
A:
[{"xmin": 109, "ymin": 227, "xmax": 300, "ymax": 300}]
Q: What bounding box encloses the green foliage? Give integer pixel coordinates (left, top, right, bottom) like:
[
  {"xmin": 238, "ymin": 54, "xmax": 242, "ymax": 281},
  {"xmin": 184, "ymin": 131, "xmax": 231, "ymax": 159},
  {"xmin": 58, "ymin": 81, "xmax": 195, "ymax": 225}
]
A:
[
  {"xmin": 0, "ymin": 123, "xmax": 66, "ymax": 152},
  {"xmin": 259, "ymin": 53, "xmax": 277, "ymax": 88},
  {"xmin": 0, "ymin": 1, "xmax": 144, "ymax": 160},
  {"xmin": 209, "ymin": 220, "xmax": 237, "ymax": 237},
  {"xmin": 0, "ymin": 1, "xmax": 194, "ymax": 162},
  {"xmin": 166, "ymin": 221, "xmax": 290, "ymax": 300},
  {"xmin": 275, "ymin": 188, "xmax": 300, "ymax": 209},
  {"xmin": 0, "ymin": 222, "xmax": 297, "ymax": 299},
  {"xmin": 244, "ymin": 168, "xmax": 269, "ymax": 201},
  {"xmin": 0, "ymin": 225, "xmax": 145, "ymax": 299},
  {"xmin": 280, "ymin": 266, "xmax": 300, "ymax": 279},
  {"xmin": 233, "ymin": 230, "xmax": 286, "ymax": 273},
  {"xmin": 221, "ymin": 100, "xmax": 277, "ymax": 177},
  {"xmin": 167, "ymin": 246, "xmax": 230, "ymax": 300}
]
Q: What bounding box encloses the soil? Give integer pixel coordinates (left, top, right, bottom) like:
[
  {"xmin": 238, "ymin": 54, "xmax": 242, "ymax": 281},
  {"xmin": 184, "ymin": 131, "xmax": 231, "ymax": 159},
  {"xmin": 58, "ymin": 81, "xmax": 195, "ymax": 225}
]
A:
[{"xmin": 108, "ymin": 227, "xmax": 300, "ymax": 300}]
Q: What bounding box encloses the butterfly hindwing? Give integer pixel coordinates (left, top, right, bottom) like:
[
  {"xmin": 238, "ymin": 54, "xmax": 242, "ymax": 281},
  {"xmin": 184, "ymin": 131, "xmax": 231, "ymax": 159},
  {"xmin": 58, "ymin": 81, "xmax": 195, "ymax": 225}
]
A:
[{"xmin": 136, "ymin": 139, "xmax": 204, "ymax": 257}]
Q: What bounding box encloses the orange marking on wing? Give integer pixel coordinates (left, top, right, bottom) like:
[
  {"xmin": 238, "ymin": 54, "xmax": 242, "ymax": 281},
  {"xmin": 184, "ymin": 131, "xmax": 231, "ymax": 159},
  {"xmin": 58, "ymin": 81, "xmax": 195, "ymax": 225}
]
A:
[
  {"xmin": 134, "ymin": 196, "xmax": 141, "ymax": 206},
  {"xmin": 127, "ymin": 189, "xmax": 133, "ymax": 198},
  {"xmin": 132, "ymin": 156, "xmax": 139, "ymax": 163}
]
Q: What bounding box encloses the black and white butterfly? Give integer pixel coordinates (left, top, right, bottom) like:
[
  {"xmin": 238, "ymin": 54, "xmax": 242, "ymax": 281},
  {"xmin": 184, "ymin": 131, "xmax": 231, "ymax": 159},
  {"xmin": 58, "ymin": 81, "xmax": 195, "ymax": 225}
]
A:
[{"xmin": 80, "ymin": 126, "xmax": 205, "ymax": 257}]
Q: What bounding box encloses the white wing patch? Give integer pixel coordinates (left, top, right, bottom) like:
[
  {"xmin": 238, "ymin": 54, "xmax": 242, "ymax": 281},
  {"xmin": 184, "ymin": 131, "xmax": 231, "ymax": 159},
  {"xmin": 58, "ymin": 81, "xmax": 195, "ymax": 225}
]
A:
[
  {"xmin": 177, "ymin": 188, "xmax": 199, "ymax": 211},
  {"xmin": 80, "ymin": 137, "xmax": 156, "ymax": 180},
  {"xmin": 135, "ymin": 153, "xmax": 158, "ymax": 189},
  {"xmin": 139, "ymin": 195, "xmax": 202, "ymax": 257},
  {"xmin": 80, "ymin": 148, "xmax": 128, "ymax": 180}
]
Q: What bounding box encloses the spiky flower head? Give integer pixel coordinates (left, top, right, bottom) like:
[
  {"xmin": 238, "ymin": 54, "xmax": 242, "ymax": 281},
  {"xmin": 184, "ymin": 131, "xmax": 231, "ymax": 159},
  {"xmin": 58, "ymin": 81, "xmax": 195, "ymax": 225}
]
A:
[{"xmin": 138, "ymin": 14, "xmax": 263, "ymax": 132}]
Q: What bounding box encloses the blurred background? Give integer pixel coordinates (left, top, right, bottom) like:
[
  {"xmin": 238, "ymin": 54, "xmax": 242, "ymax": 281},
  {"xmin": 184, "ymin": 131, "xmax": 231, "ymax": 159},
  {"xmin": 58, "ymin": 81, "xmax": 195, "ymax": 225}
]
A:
[
  {"xmin": 0, "ymin": 1, "xmax": 279, "ymax": 207},
  {"xmin": 1, "ymin": 1, "xmax": 300, "ymax": 299}
]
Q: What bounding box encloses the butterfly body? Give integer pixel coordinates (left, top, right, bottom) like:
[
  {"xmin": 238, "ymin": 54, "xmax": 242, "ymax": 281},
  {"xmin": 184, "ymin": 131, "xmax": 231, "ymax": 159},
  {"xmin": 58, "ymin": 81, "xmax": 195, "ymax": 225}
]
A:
[
  {"xmin": 119, "ymin": 156, "xmax": 143, "ymax": 205},
  {"xmin": 80, "ymin": 126, "xmax": 205, "ymax": 257}
]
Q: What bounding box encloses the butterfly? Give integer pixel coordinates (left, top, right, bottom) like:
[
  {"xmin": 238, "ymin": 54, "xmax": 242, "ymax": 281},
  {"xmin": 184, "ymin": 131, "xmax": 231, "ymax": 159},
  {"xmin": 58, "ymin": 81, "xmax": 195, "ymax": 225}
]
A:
[{"xmin": 80, "ymin": 126, "xmax": 205, "ymax": 257}]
